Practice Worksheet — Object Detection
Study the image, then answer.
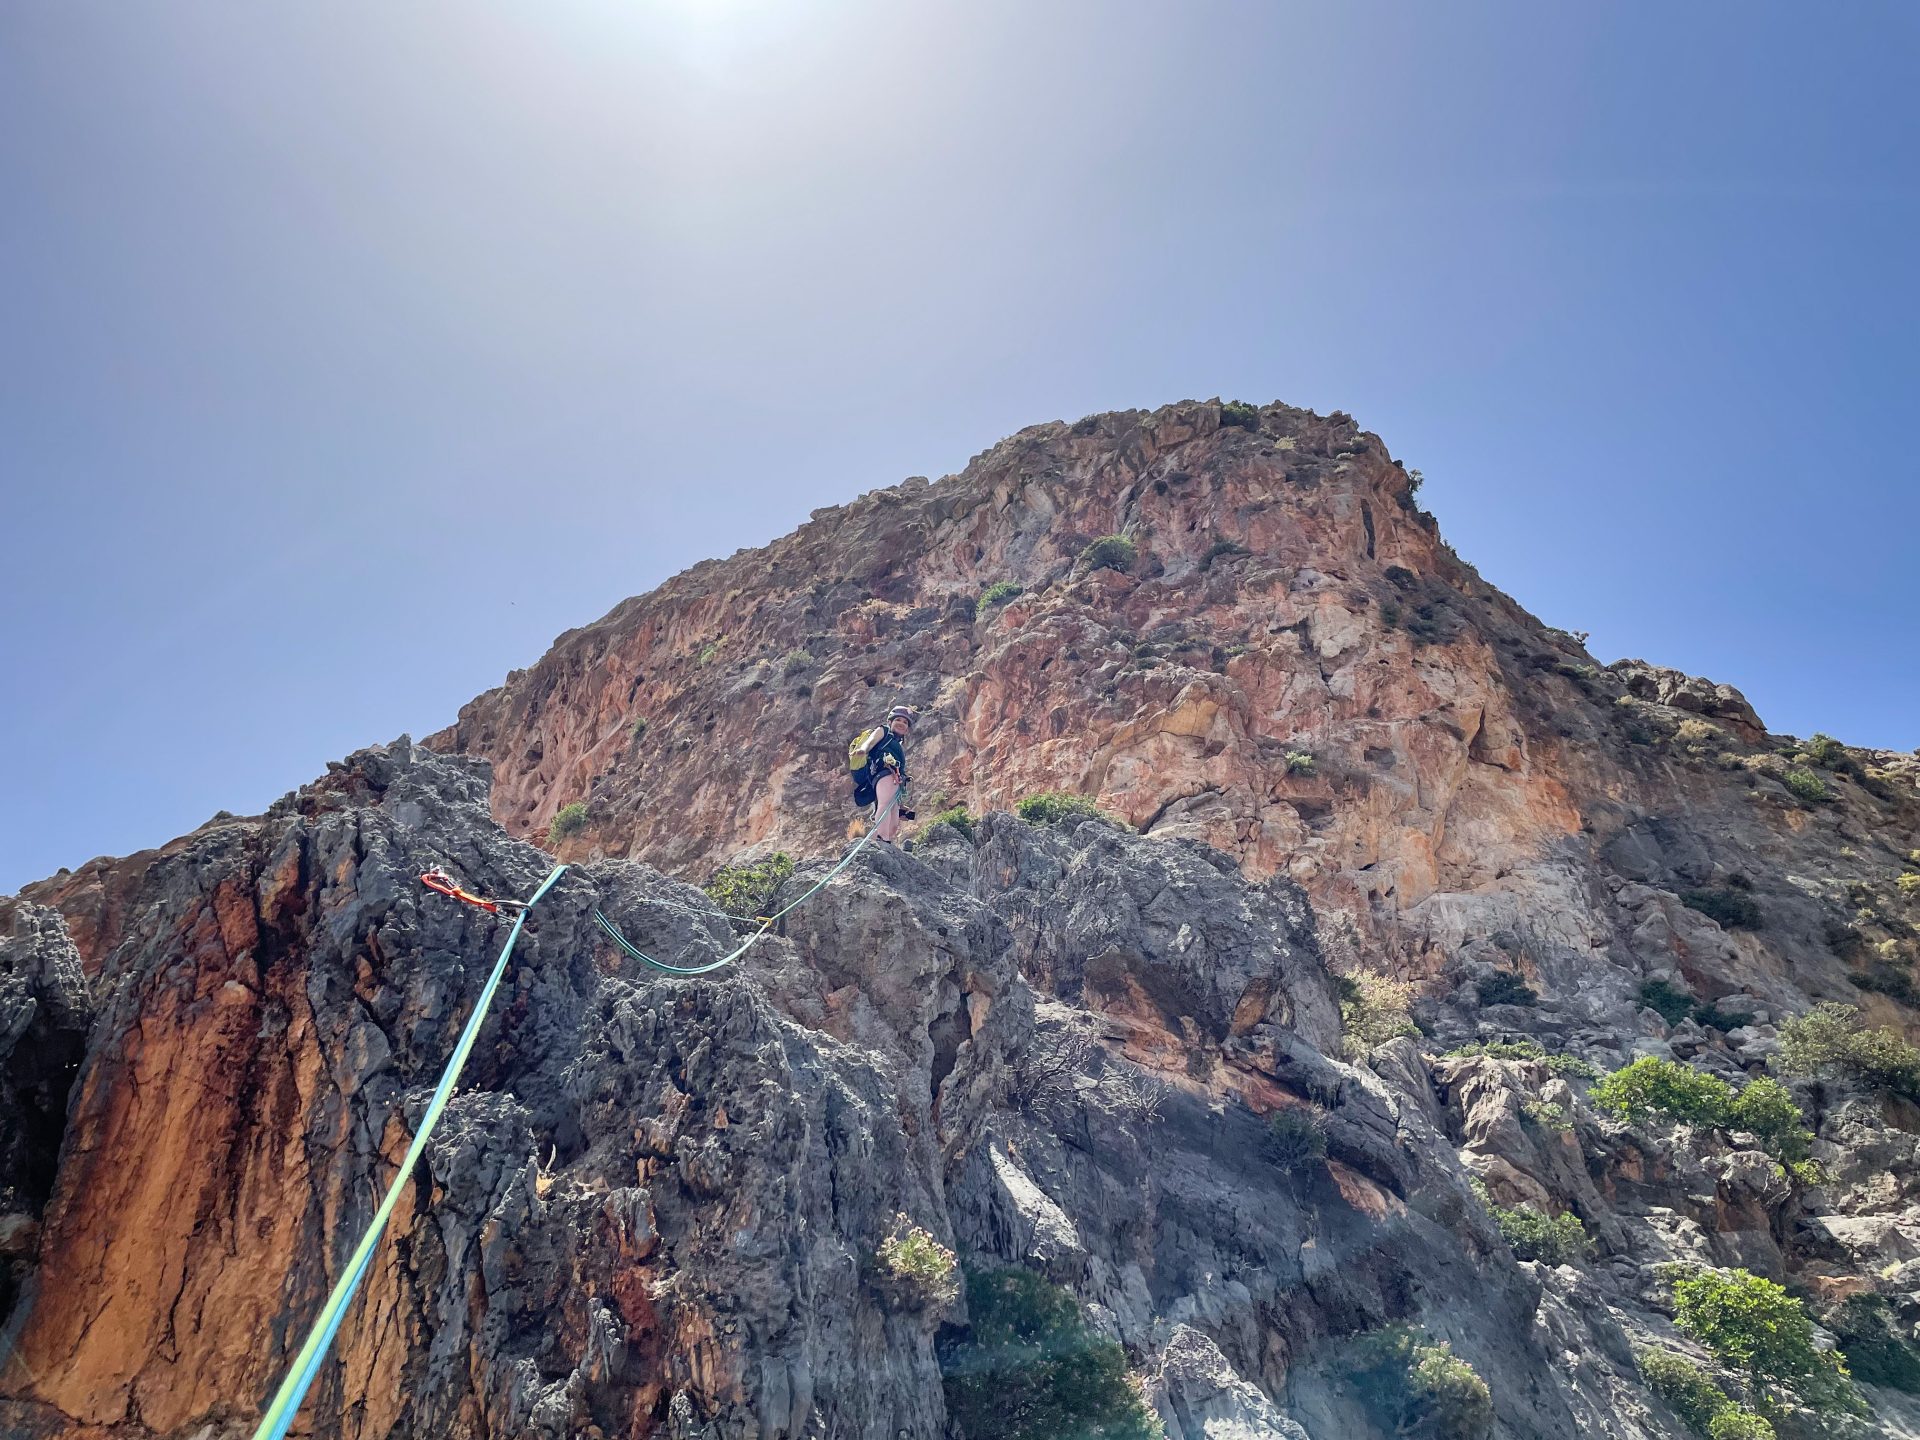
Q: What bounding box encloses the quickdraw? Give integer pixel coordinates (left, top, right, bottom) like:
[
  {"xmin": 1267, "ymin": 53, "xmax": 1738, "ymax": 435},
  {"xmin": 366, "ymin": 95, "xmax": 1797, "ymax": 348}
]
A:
[{"xmin": 420, "ymin": 868, "xmax": 526, "ymax": 914}]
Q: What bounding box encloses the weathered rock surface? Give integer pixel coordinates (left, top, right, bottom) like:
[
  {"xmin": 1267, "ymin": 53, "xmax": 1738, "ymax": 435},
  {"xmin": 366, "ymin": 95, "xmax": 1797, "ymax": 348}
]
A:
[{"xmin": 5, "ymin": 400, "xmax": 1920, "ymax": 1439}]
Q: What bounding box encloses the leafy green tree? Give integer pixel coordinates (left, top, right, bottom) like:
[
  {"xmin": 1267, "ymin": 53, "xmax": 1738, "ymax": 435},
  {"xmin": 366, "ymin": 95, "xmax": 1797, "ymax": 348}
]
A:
[
  {"xmin": 1592, "ymin": 1057, "xmax": 1734, "ymax": 1127},
  {"xmin": 1724, "ymin": 1077, "xmax": 1811, "ymax": 1161},
  {"xmin": 1667, "ymin": 1266, "xmax": 1860, "ymax": 1418},
  {"xmin": 1777, "ymin": 1002, "xmax": 1920, "ymax": 1101},
  {"xmin": 939, "ymin": 1269, "xmax": 1163, "ymax": 1440}
]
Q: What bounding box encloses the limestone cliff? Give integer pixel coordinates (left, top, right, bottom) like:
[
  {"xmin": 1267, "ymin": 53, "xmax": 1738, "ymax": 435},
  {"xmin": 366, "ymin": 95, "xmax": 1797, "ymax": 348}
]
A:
[{"xmin": 4, "ymin": 400, "xmax": 1919, "ymax": 1440}]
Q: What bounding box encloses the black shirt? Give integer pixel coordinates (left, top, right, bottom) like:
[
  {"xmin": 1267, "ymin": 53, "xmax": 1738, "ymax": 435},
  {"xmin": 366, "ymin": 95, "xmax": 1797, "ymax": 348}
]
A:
[{"xmin": 870, "ymin": 728, "xmax": 908, "ymax": 781}]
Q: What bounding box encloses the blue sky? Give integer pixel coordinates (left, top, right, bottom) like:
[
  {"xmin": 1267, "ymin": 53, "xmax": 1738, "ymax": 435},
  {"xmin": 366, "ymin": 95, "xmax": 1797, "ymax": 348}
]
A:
[{"xmin": 3, "ymin": 2, "xmax": 1916, "ymax": 892}]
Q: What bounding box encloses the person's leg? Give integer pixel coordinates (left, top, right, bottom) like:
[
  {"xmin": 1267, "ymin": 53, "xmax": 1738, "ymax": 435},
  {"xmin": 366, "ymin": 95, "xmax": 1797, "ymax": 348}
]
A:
[{"xmin": 874, "ymin": 772, "xmax": 903, "ymax": 842}]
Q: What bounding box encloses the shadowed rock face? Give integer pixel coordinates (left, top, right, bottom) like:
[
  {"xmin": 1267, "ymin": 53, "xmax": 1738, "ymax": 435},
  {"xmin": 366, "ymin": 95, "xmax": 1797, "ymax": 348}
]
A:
[
  {"xmin": 5, "ymin": 402, "xmax": 1920, "ymax": 1439},
  {"xmin": 0, "ymin": 741, "xmax": 1659, "ymax": 1440}
]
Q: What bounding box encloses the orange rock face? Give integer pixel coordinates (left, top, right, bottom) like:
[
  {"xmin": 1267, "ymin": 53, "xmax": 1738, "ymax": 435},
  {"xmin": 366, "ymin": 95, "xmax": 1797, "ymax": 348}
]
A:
[{"xmin": 428, "ymin": 403, "xmax": 1672, "ymax": 977}]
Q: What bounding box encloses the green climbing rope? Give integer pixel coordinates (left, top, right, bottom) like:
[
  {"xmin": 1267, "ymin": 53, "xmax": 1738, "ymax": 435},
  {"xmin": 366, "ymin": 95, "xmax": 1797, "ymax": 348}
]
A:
[
  {"xmin": 592, "ymin": 797, "xmax": 897, "ymax": 975},
  {"xmin": 250, "ymin": 862, "xmax": 568, "ymax": 1440}
]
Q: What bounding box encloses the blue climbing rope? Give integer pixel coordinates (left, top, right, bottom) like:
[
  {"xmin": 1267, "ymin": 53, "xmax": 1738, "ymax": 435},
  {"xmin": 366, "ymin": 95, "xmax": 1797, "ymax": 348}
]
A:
[{"xmin": 250, "ymin": 862, "xmax": 569, "ymax": 1440}]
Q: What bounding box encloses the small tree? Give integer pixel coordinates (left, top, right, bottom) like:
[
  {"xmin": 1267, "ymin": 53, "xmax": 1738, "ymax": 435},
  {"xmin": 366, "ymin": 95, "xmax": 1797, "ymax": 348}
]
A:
[
  {"xmin": 1638, "ymin": 1348, "xmax": 1729, "ymax": 1434},
  {"xmin": 1406, "ymin": 1343, "xmax": 1494, "ymax": 1439},
  {"xmin": 939, "ymin": 1269, "xmax": 1164, "ymax": 1440},
  {"xmin": 704, "ymin": 853, "xmax": 796, "ymax": 924},
  {"xmin": 548, "ymin": 802, "xmax": 589, "ymax": 844},
  {"xmin": 1777, "ymin": 1002, "xmax": 1920, "ymax": 1101},
  {"xmin": 1706, "ymin": 1410, "xmax": 1774, "ymax": 1440},
  {"xmin": 1283, "ymin": 750, "xmax": 1316, "ymax": 775},
  {"xmin": 980, "ymin": 580, "xmax": 1024, "ymax": 609},
  {"xmin": 1591, "ymin": 1057, "xmax": 1733, "ymax": 1127},
  {"xmin": 1668, "ymin": 1266, "xmax": 1855, "ymax": 1414},
  {"xmin": 1724, "ymin": 1077, "xmax": 1811, "ymax": 1161},
  {"xmin": 1344, "ymin": 1327, "xmax": 1493, "ymax": 1440},
  {"xmin": 1219, "ymin": 399, "xmax": 1261, "ymax": 429},
  {"xmin": 1338, "ymin": 971, "xmax": 1418, "ymax": 1055}
]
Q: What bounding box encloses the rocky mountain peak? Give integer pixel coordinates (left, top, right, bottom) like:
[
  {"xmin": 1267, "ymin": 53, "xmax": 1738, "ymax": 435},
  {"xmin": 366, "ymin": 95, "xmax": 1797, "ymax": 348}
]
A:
[{"xmin": 6, "ymin": 402, "xmax": 1920, "ymax": 1439}]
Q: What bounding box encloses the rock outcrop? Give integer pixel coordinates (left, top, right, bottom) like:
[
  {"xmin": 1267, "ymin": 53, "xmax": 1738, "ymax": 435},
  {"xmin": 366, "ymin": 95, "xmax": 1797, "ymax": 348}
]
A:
[{"xmin": 5, "ymin": 400, "xmax": 1920, "ymax": 1439}]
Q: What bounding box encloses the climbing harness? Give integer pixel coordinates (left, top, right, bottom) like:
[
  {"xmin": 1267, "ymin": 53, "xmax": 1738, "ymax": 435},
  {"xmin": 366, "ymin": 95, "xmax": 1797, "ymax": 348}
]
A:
[
  {"xmin": 248, "ymin": 863, "xmax": 568, "ymax": 1440},
  {"xmin": 592, "ymin": 794, "xmax": 898, "ymax": 976},
  {"xmin": 419, "ymin": 867, "xmax": 527, "ymax": 914}
]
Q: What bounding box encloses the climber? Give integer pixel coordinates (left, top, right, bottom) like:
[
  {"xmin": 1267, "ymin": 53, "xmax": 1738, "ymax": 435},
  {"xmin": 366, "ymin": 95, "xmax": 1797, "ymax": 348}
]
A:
[{"xmin": 870, "ymin": 705, "xmax": 916, "ymax": 842}]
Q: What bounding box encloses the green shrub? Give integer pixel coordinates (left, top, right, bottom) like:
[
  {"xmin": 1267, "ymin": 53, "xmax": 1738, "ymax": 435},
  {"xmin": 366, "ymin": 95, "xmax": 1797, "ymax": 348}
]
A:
[
  {"xmin": 1856, "ymin": 960, "xmax": 1919, "ymax": 1004},
  {"xmin": 1406, "ymin": 1343, "xmax": 1494, "ymax": 1439},
  {"xmin": 781, "ymin": 648, "xmax": 812, "ymax": 675},
  {"xmin": 874, "ymin": 1217, "xmax": 960, "ymax": 1309},
  {"xmin": 1705, "ymin": 1410, "xmax": 1773, "ymax": 1440},
  {"xmin": 704, "ymin": 853, "xmax": 796, "ymax": 923},
  {"xmin": 1724, "ymin": 1077, "xmax": 1811, "ymax": 1161},
  {"xmin": 1016, "ymin": 791, "xmax": 1107, "ymax": 825},
  {"xmin": 1079, "ymin": 534, "xmax": 1139, "ymax": 574},
  {"xmin": 1406, "ymin": 468, "xmax": 1425, "ymax": 494},
  {"xmin": 1640, "ymin": 978, "xmax": 1699, "ymax": 1025},
  {"xmin": 1782, "ymin": 767, "xmax": 1831, "ymax": 804},
  {"xmin": 548, "ymin": 802, "xmax": 589, "ymax": 844},
  {"xmin": 1265, "ymin": 1108, "xmax": 1329, "ymax": 1172},
  {"xmin": 1478, "ymin": 971, "xmax": 1538, "ymax": 1008},
  {"xmin": 927, "ymin": 805, "xmax": 977, "ymax": 842},
  {"xmin": 1668, "ymin": 1266, "xmax": 1848, "ymax": 1409},
  {"xmin": 1520, "ymin": 1099, "xmax": 1571, "ymax": 1133},
  {"xmin": 1591, "ymin": 1057, "xmax": 1734, "ymax": 1127},
  {"xmin": 1283, "ymin": 750, "xmax": 1316, "ymax": 775},
  {"xmin": 1488, "ymin": 1201, "xmax": 1588, "ymax": 1265},
  {"xmin": 1777, "ymin": 1002, "xmax": 1920, "ymax": 1101},
  {"xmin": 1785, "ymin": 1159, "xmax": 1827, "ymax": 1189},
  {"xmin": 939, "ymin": 1268, "xmax": 1164, "ymax": 1440},
  {"xmin": 1897, "ymin": 873, "xmax": 1920, "ymax": 899},
  {"xmin": 980, "ymin": 580, "xmax": 1024, "ymax": 609},
  {"xmin": 630, "ymin": 716, "xmax": 650, "ymax": 742},
  {"xmin": 1338, "ymin": 971, "xmax": 1418, "ymax": 1053},
  {"xmin": 1201, "ymin": 538, "xmax": 1249, "ymax": 569},
  {"xmin": 1443, "ymin": 1038, "xmax": 1601, "ymax": 1081},
  {"xmin": 1638, "ymin": 1347, "xmax": 1731, "ymax": 1434},
  {"xmin": 696, "ymin": 640, "xmax": 721, "ymax": 666},
  {"xmin": 1682, "ymin": 889, "xmax": 1763, "ymax": 930},
  {"xmin": 1826, "ymin": 1292, "xmax": 1920, "ymax": 1393},
  {"xmin": 1344, "ymin": 1327, "xmax": 1492, "ymax": 1440},
  {"xmin": 1802, "ymin": 733, "xmax": 1845, "ymax": 768},
  {"xmin": 1219, "ymin": 399, "xmax": 1261, "ymax": 429}
]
